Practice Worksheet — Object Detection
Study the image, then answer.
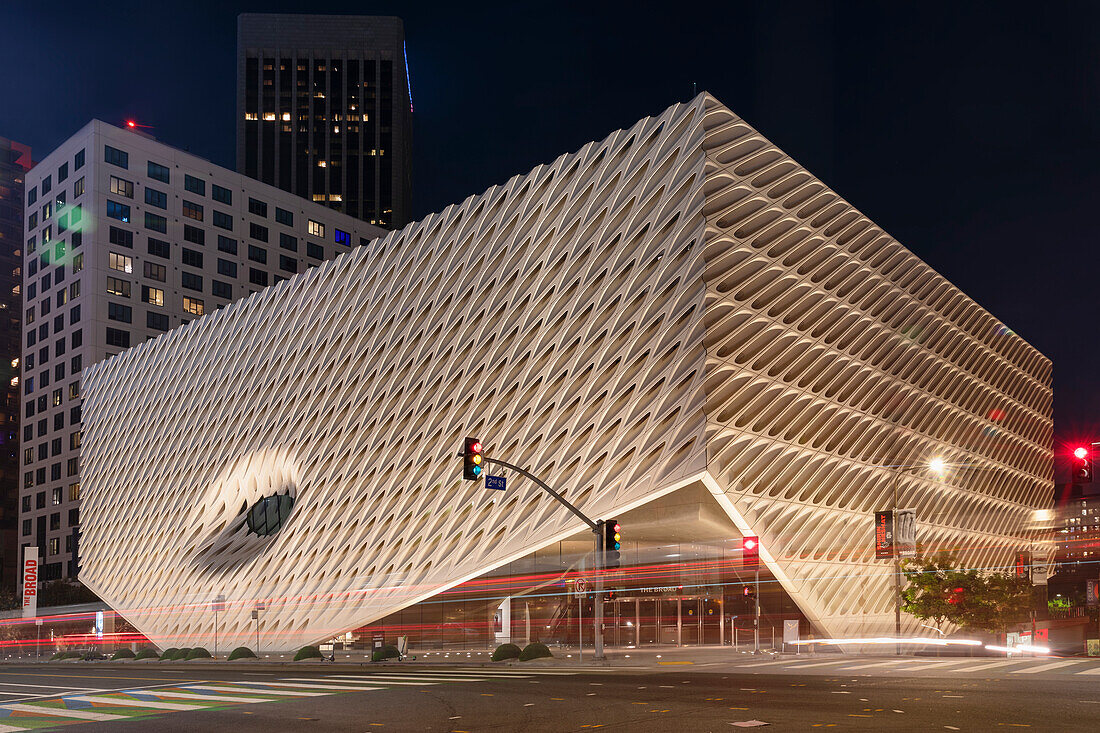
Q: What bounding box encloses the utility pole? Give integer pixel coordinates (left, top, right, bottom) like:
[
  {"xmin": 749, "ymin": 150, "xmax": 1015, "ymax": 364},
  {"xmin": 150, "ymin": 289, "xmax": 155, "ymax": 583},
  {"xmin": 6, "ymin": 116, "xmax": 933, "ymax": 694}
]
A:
[
  {"xmin": 754, "ymin": 568, "xmax": 760, "ymax": 653},
  {"xmin": 893, "ymin": 471, "xmax": 902, "ymax": 656},
  {"xmin": 594, "ymin": 521, "xmax": 604, "ymax": 660}
]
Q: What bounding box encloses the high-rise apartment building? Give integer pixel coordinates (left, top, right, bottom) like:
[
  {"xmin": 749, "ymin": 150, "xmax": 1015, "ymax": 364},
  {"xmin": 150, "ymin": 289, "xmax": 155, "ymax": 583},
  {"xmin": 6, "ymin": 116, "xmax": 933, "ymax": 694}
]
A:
[
  {"xmin": 0, "ymin": 137, "xmax": 31, "ymax": 588},
  {"xmin": 19, "ymin": 121, "xmax": 385, "ymax": 584},
  {"xmin": 236, "ymin": 14, "xmax": 412, "ymax": 229}
]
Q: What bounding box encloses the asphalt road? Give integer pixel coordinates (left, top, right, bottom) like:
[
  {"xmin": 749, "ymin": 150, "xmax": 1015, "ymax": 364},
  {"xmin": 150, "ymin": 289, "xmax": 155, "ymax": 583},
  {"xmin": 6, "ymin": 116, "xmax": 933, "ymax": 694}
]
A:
[{"xmin": 0, "ymin": 663, "xmax": 1095, "ymax": 731}]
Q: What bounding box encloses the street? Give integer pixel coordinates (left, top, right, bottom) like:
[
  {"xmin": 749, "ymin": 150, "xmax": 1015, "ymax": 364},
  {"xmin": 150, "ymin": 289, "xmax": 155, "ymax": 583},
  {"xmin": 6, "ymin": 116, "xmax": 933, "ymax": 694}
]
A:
[{"xmin": 0, "ymin": 658, "xmax": 1094, "ymax": 731}]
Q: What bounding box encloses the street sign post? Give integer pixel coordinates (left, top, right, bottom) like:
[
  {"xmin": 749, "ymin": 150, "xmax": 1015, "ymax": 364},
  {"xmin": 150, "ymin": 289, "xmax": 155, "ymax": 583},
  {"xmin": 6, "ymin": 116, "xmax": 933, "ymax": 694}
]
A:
[
  {"xmin": 212, "ymin": 595, "xmax": 225, "ymax": 659},
  {"xmin": 485, "ymin": 475, "xmax": 506, "ymax": 491}
]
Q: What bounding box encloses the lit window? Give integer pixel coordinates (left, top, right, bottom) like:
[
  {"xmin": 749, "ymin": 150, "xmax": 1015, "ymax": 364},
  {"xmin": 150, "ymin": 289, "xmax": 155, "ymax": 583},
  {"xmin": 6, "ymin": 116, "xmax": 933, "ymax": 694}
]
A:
[
  {"xmin": 281, "ymin": 112, "xmax": 291, "ymax": 121},
  {"xmin": 308, "ymin": 219, "xmax": 325, "ymax": 237},
  {"xmin": 109, "ymin": 252, "xmax": 133, "ymax": 273},
  {"xmin": 182, "ymin": 200, "xmax": 204, "ymax": 221},
  {"xmin": 182, "ymin": 296, "xmax": 204, "ymax": 316},
  {"xmin": 317, "ymin": 160, "xmax": 327, "ymax": 168},
  {"xmin": 245, "ymin": 112, "xmax": 258, "ymax": 121},
  {"xmin": 109, "ymin": 176, "xmax": 134, "ymax": 198},
  {"xmin": 334, "ymin": 228, "xmax": 350, "ymax": 245},
  {"xmin": 142, "ymin": 286, "xmax": 164, "ymax": 307},
  {"xmin": 263, "ymin": 113, "xmax": 276, "ymax": 121}
]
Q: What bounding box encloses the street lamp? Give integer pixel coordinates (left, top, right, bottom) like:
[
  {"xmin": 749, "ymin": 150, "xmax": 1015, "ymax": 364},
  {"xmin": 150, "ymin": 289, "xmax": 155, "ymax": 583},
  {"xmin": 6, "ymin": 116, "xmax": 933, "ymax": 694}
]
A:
[{"xmin": 889, "ymin": 457, "xmax": 945, "ymax": 654}]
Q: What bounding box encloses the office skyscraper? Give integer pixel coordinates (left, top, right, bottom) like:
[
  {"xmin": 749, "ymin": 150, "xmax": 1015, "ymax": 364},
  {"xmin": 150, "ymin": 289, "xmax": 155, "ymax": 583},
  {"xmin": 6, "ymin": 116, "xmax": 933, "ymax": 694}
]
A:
[
  {"xmin": 0, "ymin": 137, "xmax": 31, "ymax": 588},
  {"xmin": 236, "ymin": 14, "xmax": 412, "ymax": 229}
]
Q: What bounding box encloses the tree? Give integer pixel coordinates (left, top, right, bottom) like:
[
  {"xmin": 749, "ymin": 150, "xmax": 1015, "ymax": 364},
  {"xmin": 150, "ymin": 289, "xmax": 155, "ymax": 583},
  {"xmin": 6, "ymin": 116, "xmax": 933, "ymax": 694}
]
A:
[
  {"xmin": 900, "ymin": 552, "xmax": 977, "ymax": 633},
  {"xmin": 901, "ymin": 552, "xmax": 1031, "ymax": 638}
]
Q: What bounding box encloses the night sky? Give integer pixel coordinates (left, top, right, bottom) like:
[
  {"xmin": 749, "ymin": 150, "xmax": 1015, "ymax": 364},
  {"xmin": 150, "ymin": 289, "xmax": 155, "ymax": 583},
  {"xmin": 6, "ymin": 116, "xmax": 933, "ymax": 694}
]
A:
[{"xmin": 2, "ymin": 1, "xmax": 1096, "ymax": 478}]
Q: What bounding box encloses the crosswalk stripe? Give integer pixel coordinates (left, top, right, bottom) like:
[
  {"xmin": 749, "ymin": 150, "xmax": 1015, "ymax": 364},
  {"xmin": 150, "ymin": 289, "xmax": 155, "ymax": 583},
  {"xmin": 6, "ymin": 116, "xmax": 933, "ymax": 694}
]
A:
[
  {"xmin": 1073, "ymin": 665, "xmax": 1100, "ymax": 675},
  {"xmin": 894, "ymin": 660, "xmax": 979, "ymax": 672},
  {"xmin": 1010, "ymin": 660, "xmax": 1085, "ymax": 674},
  {"xmin": 65, "ymin": 695, "xmax": 204, "ymax": 711},
  {"xmin": 842, "ymin": 660, "xmax": 909, "ymax": 671},
  {"xmin": 781, "ymin": 660, "xmax": 850, "ymax": 669},
  {"xmin": 285, "ymin": 677, "xmax": 439, "ymax": 686},
  {"xmin": 735, "ymin": 659, "xmax": 804, "ymax": 668},
  {"xmin": 444, "ymin": 669, "xmax": 575, "ymax": 675},
  {"xmin": 134, "ymin": 689, "xmax": 279, "ymax": 703},
  {"xmin": 0, "ymin": 703, "xmax": 125, "ymax": 721},
  {"xmin": 183, "ymin": 685, "xmax": 328, "ymax": 697},
  {"xmin": 949, "ymin": 660, "xmax": 1022, "ymax": 672},
  {"xmin": 232, "ymin": 681, "xmax": 381, "ymax": 692},
  {"xmin": 0, "ymin": 724, "xmax": 27, "ymax": 732},
  {"xmin": 329, "ymin": 674, "xmax": 490, "ymax": 682}
]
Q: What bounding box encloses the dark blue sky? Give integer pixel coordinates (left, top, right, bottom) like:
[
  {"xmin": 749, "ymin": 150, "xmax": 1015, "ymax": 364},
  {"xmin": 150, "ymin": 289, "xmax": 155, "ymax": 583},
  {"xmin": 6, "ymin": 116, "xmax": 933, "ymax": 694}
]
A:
[{"xmin": 3, "ymin": 1, "xmax": 1097, "ymax": 474}]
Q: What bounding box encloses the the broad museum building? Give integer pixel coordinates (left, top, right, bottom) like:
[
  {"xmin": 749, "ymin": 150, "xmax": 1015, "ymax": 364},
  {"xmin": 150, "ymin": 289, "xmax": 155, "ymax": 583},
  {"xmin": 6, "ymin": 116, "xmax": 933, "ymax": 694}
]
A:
[{"xmin": 80, "ymin": 94, "xmax": 1052, "ymax": 653}]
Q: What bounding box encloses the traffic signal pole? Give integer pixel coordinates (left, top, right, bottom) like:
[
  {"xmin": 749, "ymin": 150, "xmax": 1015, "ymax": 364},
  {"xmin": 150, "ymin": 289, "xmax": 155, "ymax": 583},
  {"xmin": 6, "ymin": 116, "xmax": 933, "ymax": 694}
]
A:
[{"xmin": 478, "ymin": 455, "xmax": 607, "ymax": 659}]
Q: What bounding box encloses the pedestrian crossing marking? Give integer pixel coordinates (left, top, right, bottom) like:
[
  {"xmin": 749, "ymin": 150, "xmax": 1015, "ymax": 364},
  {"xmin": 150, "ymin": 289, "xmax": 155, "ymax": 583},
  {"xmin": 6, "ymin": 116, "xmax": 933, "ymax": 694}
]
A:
[
  {"xmin": 132, "ymin": 689, "xmax": 273, "ymax": 703},
  {"xmin": 286, "ymin": 677, "xmax": 441, "ymax": 686},
  {"xmin": 1010, "ymin": 660, "xmax": 1085, "ymax": 674},
  {"xmin": 225, "ymin": 681, "xmax": 382, "ymax": 691},
  {"xmin": 183, "ymin": 684, "xmax": 328, "ymax": 696},
  {"xmin": 64, "ymin": 694, "xmax": 205, "ymax": 711},
  {"xmin": 0, "ymin": 702, "xmax": 126, "ymax": 721}
]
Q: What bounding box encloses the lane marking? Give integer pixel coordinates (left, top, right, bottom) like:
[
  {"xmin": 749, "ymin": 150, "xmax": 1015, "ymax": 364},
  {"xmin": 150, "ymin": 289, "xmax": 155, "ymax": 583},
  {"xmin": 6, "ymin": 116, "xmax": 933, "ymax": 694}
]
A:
[
  {"xmin": 329, "ymin": 674, "xmax": 489, "ymax": 682},
  {"xmin": 65, "ymin": 694, "xmax": 205, "ymax": 711},
  {"xmin": 0, "ymin": 702, "xmax": 125, "ymax": 720},
  {"xmin": 782, "ymin": 661, "xmax": 850, "ymax": 669},
  {"xmin": 1072, "ymin": 666, "xmax": 1100, "ymax": 675}
]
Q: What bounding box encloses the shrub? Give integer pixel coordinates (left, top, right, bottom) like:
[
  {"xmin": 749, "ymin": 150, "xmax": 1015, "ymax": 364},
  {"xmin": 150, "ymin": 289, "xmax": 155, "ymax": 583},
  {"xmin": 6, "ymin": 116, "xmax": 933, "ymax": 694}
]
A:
[
  {"xmin": 491, "ymin": 643, "xmax": 521, "ymax": 661},
  {"xmin": 170, "ymin": 647, "xmax": 192, "ymax": 660},
  {"xmin": 372, "ymin": 644, "xmax": 400, "ymax": 662},
  {"xmin": 185, "ymin": 647, "xmax": 212, "ymax": 660},
  {"xmin": 82, "ymin": 651, "xmax": 101, "ymax": 661},
  {"xmin": 49, "ymin": 651, "xmax": 65, "ymax": 661},
  {"xmin": 111, "ymin": 648, "xmax": 136, "ymax": 660},
  {"xmin": 134, "ymin": 648, "xmax": 159, "ymax": 660},
  {"xmin": 294, "ymin": 645, "xmax": 323, "ymax": 661},
  {"xmin": 228, "ymin": 646, "xmax": 257, "ymax": 661},
  {"xmin": 63, "ymin": 650, "xmax": 82, "ymax": 660},
  {"xmin": 159, "ymin": 647, "xmax": 179, "ymax": 661},
  {"xmin": 518, "ymin": 642, "xmax": 552, "ymax": 661}
]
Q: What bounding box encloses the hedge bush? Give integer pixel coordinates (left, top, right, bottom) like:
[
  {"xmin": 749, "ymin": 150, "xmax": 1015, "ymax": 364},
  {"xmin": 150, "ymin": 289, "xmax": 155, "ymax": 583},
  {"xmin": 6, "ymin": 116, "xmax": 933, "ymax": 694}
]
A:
[
  {"xmin": 186, "ymin": 647, "xmax": 212, "ymax": 660},
  {"xmin": 518, "ymin": 642, "xmax": 552, "ymax": 661},
  {"xmin": 171, "ymin": 647, "xmax": 192, "ymax": 660},
  {"xmin": 62, "ymin": 650, "xmax": 82, "ymax": 660},
  {"xmin": 294, "ymin": 645, "xmax": 323, "ymax": 661},
  {"xmin": 372, "ymin": 644, "xmax": 400, "ymax": 662},
  {"xmin": 111, "ymin": 648, "xmax": 136, "ymax": 660},
  {"xmin": 228, "ymin": 646, "xmax": 257, "ymax": 660},
  {"xmin": 491, "ymin": 643, "xmax": 521, "ymax": 661},
  {"xmin": 159, "ymin": 647, "xmax": 179, "ymax": 661},
  {"xmin": 49, "ymin": 651, "xmax": 65, "ymax": 661},
  {"xmin": 134, "ymin": 648, "xmax": 159, "ymax": 660}
]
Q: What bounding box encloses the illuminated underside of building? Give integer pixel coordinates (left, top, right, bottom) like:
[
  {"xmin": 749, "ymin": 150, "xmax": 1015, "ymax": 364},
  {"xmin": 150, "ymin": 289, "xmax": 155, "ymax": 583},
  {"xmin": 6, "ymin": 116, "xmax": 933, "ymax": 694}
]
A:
[{"xmin": 79, "ymin": 93, "xmax": 1053, "ymax": 651}]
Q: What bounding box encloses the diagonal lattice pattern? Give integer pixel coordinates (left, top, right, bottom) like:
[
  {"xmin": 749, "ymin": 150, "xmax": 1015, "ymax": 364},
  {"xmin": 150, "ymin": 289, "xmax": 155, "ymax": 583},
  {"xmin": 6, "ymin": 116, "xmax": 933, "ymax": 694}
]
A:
[{"xmin": 80, "ymin": 93, "xmax": 1051, "ymax": 650}]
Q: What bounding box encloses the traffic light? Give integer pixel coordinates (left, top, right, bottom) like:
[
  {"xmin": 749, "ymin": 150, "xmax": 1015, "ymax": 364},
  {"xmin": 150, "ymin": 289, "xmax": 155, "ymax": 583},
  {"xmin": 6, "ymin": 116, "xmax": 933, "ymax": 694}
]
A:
[
  {"xmin": 604, "ymin": 519, "xmax": 621, "ymax": 569},
  {"xmin": 1072, "ymin": 446, "xmax": 1093, "ymax": 484},
  {"xmin": 463, "ymin": 437, "xmax": 483, "ymax": 481},
  {"xmin": 947, "ymin": 586, "xmax": 965, "ymax": 605},
  {"xmin": 742, "ymin": 535, "xmax": 759, "ymax": 570}
]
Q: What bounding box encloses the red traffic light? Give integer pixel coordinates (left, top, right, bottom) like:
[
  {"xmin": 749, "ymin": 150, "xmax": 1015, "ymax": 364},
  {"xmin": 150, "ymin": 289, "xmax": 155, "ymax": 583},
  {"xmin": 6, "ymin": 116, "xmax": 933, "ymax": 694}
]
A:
[
  {"xmin": 470, "ymin": 441, "xmax": 482, "ymax": 454},
  {"xmin": 1074, "ymin": 446, "xmax": 1089, "ymax": 460},
  {"xmin": 126, "ymin": 120, "xmax": 136, "ymax": 128}
]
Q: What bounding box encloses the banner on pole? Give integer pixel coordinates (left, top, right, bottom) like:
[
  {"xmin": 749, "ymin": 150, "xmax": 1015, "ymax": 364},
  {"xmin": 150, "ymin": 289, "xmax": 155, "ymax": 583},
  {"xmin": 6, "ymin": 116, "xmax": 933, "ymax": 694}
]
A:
[
  {"xmin": 895, "ymin": 509, "xmax": 917, "ymax": 558},
  {"xmin": 874, "ymin": 511, "xmax": 894, "ymax": 559},
  {"xmin": 22, "ymin": 546, "xmax": 38, "ymax": 619}
]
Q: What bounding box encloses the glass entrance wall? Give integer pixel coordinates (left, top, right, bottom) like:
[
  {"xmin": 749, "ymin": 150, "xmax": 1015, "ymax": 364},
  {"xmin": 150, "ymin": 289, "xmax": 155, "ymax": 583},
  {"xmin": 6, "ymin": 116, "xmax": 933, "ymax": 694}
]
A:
[{"xmin": 347, "ymin": 483, "xmax": 817, "ymax": 651}]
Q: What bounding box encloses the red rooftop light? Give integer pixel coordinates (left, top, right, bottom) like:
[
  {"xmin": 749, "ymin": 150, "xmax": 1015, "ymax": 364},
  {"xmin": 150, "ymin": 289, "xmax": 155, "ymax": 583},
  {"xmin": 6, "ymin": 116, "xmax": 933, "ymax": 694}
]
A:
[{"xmin": 1074, "ymin": 446, "xmax": 1089, "ymax": 460}]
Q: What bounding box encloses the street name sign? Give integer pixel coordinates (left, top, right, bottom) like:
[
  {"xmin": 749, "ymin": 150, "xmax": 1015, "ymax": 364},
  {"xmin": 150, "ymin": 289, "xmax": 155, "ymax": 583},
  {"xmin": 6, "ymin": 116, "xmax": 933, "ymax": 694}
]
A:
[{"xmin": 485, "ymin": 475, "xmax": 506, "ymax": 491}]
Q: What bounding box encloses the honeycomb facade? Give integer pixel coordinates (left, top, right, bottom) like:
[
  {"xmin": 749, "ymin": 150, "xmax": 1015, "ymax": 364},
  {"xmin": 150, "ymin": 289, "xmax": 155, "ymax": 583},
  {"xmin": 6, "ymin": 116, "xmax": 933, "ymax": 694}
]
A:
[{"xmin": 79, "ymin": 94, "xmax": 1053, "ymax": 651}]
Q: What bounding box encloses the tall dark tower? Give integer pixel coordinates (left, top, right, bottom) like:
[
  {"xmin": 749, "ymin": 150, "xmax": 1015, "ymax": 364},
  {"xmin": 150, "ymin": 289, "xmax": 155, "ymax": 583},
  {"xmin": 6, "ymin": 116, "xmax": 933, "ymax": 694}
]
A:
[
  {"xmin": 236, "ymin": 14, "xmax": 412, "ymax": 229},
  {"xmin": 0, "ymin": 136, "xmax": 30, "ymax": 588}
]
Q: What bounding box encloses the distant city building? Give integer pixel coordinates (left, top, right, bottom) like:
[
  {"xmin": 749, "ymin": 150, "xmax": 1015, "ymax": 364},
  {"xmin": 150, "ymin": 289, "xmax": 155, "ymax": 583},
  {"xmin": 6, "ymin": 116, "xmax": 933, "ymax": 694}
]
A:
[
  {"xmin": 19, "ymin": 121, "xmax": 385, "ymax": 587},
  {"xmin": 1052, "ymin": 481, "xmax": 1100, "ymax": 573},
  {"xmin": 236, "ymin": 13, "xmax": 412, "ymax": 229},
  {"xmin": 0, "ymin": 137, "xmax": 31, "ymax": 588},
  {"xmin": 80, "ymin": 95, "xmax": 1052, "ymax": 651}
]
